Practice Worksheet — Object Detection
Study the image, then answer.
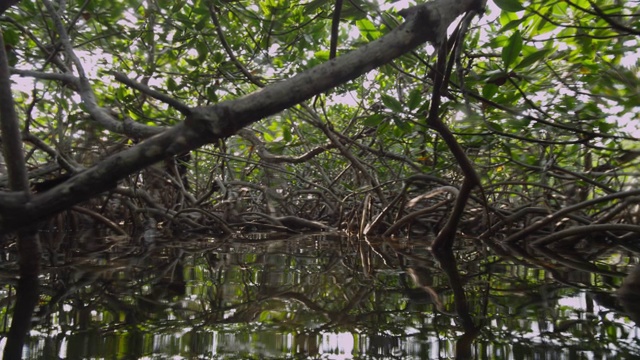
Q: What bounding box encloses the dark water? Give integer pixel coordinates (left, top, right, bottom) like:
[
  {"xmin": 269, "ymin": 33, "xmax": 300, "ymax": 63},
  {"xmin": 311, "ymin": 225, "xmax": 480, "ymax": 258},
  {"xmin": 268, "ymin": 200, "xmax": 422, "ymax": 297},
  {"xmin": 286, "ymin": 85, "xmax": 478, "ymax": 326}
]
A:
[{"xmin": 0, "ymin": 233, "xmax": 638, "ymax": 359}]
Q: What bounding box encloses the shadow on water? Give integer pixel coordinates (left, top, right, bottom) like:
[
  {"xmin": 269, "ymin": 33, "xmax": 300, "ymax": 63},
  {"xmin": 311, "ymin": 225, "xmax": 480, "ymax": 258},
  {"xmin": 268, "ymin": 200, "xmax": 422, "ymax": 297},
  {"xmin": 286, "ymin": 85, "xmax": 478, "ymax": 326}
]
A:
[{"xmin": 0, "ymin": 231, "xmax": 639, "ymax": 359}]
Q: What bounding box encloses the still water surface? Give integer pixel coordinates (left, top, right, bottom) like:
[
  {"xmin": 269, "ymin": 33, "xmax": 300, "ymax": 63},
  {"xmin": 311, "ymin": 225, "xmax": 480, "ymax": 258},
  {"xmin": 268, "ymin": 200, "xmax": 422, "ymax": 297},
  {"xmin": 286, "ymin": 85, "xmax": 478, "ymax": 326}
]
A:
[{"xmin": 0, "ymin": 233, "xmax": 638, "ymax": 359}]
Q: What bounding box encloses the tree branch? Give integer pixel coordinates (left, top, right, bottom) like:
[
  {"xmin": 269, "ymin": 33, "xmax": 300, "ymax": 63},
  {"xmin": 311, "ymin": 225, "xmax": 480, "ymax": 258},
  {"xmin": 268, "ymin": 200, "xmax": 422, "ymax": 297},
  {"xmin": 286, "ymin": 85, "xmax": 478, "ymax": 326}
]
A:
[
  {"xmin": 0, "ymin": 0, "xmax": 19, "ymax": 16},
  {"xmin": 329, "ymin": 0, "xmax": 344, "ymax": 59},
  {"xmin": 41, "ymin": 0, "xmax": 160, "ymax": 138},
  {"xmin": 0, "ymin": 30, "xmax": 29, "ymax": 193},
  {"xmin": 0, "ymin": 0, "xmax": 485, "ymax": 232}
]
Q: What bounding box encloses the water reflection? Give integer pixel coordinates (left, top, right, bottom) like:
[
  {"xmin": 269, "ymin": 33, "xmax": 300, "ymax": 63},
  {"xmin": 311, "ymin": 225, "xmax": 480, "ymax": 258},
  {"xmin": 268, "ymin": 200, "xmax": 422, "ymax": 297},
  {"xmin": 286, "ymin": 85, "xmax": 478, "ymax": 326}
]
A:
[{"xmin": 0, "ymin": 233, "xmax": 639, "ymax": 359}]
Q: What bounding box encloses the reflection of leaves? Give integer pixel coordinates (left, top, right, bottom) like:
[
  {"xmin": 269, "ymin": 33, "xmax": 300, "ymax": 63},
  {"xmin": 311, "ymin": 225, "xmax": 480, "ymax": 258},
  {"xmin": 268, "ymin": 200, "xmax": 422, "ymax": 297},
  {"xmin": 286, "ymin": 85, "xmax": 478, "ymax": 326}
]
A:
[{"xmin": 15, "ymin": 235, "xmax": 640, "ymax": 357}]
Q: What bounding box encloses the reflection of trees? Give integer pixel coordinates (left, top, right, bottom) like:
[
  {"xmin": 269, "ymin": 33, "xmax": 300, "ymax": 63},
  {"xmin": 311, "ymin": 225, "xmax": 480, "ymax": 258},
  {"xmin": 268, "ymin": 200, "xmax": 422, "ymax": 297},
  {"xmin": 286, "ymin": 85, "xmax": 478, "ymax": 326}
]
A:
[
  {"xmin": 480, "ymin": 243, "xmax": 640, "ymax": 357},
  {"xmin": 4, "ymin": 275, "xmax": 39, "ymax": 359},
  {"xmin": 0, "ymin": 233, "xmax": 639, "ymax": 357}
]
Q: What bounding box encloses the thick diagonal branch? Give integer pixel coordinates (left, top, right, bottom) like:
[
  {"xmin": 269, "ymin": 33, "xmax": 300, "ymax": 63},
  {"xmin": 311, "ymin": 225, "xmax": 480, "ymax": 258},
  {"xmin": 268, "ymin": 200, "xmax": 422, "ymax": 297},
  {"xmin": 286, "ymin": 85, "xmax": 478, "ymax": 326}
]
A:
[{"xmin": 0, "ymin": 0, "xmax": 485, "ymax": 232}]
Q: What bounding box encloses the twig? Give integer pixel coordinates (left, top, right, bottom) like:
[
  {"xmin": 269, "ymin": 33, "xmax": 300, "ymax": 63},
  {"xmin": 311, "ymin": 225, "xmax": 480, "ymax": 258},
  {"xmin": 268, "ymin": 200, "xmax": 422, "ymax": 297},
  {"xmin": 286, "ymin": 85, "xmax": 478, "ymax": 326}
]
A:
[{"xmin": 113, "ymin": 72, "xmax": 191, "ymax": 115}]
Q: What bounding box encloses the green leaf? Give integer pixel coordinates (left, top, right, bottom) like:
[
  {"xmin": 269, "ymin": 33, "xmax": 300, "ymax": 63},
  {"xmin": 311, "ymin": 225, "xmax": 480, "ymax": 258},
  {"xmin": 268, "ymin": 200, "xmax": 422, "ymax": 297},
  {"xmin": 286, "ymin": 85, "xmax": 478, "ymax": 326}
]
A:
[
  {"xmin": 483, "ymin": 83, "xmax": 499, "ymax": 99},
  {"xmin": 394, "ymin": 118, "xmax": 412, "ymax": 133},
  {"xmin": 341, "ymin": 0, "xmax": 369, "ymax": 20},
  {"xmin": 381, "ymin": 94, "xmax": 404, "ymax": 113},
  {"xmin": 195, "ymin": 41, "xmax": 208, "ymax": 61},
  {"xmin": 167, "ymin": 77, "xmax": 178, "ymax": 91},
  {"xmin": 2, "ymin": 29, "xmax": 19, "ymax": 46},
  {"xmin": 283, "ymin": 126, "xmax": 292, "ymax": 142},
  {"xmin": 263, "ymin": 132, "xmax": 274, "ymax": 142},
  {"xmin": 515, "ymin": 48, "xmax": 551, "ymax": 69},
  {"xmin": 356, "ymin": 18, "xmax": 381, "ymax": 40},
  {"xmin": 499, "ymin": 10, "xmax": 519, "ymax": 28},
  {"xmin": 502, "ymin": 31, "xmax": 522, "ymax": 69},
  {"xmin": 534, "ymin": 10, "xmax": 558, "ymax": 35},
  {"xmin": 494, "ymin": 0, "xmax": 525, "ymax": 12},
  {"xmin": 314, "ymin": 50, "xmax": 330, "ymax": 61},
  {"xmin": 195, "ymin": 16, "xmax": 209, "ymax": 31},
  {"xmin": 487, "ymin": 121, "xmax": 504, "ymax": 132},
  {"xmin": 500, "ymin": 17, "xmax": 526, "ymax": 33},
  {"xmin": 406, "ymin": 89, "xmax": 423, "ymax": 110},
  {"xmin": 171, "ymin": 1, "xmax": 185, "ymax": 13},
  {"xmin": 6, "ymin": 48, "xmax": 17, "ymax": 66},
  {"xmin": 305, "ymin": 0, "xmax": 330, "ymax": 13},
  {"xmin": 363, "ymin": 114, "xmax": 385, "ymax": 127},
  {"xmin": 596, "ymin": 120, "xmax": 614, "ymax": 133},
  {"xmin": 206, "ymin": 87, "xmax": 218, "ymax": 102}
]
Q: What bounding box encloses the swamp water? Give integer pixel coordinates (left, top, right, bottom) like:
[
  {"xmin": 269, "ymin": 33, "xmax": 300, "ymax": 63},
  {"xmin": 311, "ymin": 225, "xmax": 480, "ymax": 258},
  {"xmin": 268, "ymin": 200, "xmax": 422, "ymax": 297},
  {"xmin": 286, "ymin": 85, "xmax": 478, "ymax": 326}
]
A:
[{"xmin": 0, "ymin": 233, "xmax": 638, "ymax": 359}]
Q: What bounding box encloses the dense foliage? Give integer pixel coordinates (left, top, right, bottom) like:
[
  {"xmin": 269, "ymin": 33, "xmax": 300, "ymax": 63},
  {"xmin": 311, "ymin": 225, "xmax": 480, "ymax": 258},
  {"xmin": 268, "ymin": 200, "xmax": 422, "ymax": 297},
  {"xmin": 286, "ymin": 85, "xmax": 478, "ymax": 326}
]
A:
[{"xmin": 1, "ymin": 0, "xmax": 639, "ymax": 246}]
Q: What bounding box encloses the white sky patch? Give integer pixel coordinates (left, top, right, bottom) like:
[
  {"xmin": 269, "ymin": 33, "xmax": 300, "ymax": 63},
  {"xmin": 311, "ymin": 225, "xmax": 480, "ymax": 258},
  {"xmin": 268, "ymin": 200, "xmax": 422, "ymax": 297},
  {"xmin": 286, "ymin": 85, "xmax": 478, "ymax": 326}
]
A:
[
  {"xmin": 620, "ymin": 40, "xmax": 640, "ymax": 68},
  {"xmin": 378, "ymin": 0, "xmax": 414, "ymax": 12}
]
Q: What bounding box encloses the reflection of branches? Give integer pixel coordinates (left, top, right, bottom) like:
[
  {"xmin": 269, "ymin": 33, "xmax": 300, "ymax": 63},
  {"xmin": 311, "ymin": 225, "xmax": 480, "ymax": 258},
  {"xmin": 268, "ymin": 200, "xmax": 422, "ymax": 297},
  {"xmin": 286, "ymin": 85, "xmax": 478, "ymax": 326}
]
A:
[
  {"xmin": 536, "ymin": 246, "xmax": 624, "ymax": 277},
  {"xmin": 241, "ymin": 212, "xmax": 334, "ymax": 232},
  {"xmin": 433, "ymin": 249, "xmax": 477, "ymax": 329},
  {"xmin": 10, "ymin": 233, "xmax": 639, "ymax": 356},
  {"xmin": 4, "ymin": 276, "xmax": 39, "ymax": 359},
  {"xmin": 406, "ymin": 267, "xmax": 448, "ymax": 313}
]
